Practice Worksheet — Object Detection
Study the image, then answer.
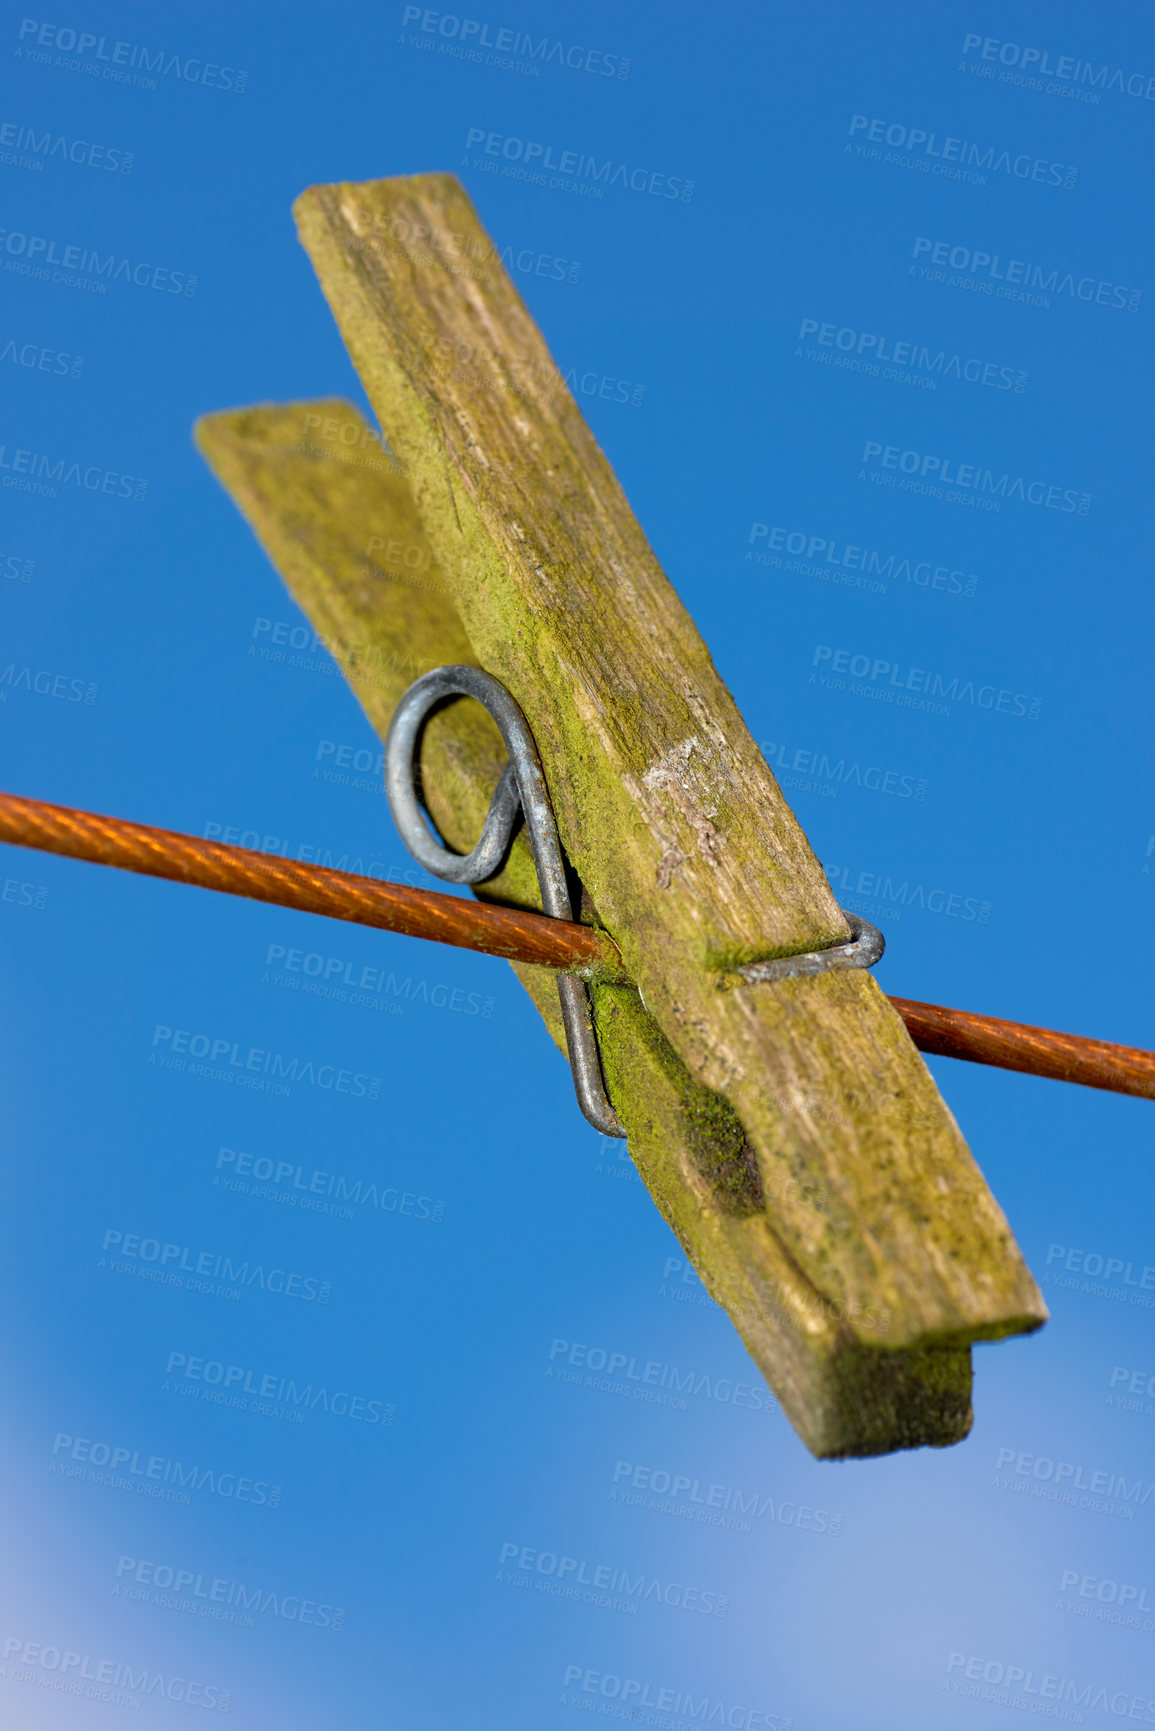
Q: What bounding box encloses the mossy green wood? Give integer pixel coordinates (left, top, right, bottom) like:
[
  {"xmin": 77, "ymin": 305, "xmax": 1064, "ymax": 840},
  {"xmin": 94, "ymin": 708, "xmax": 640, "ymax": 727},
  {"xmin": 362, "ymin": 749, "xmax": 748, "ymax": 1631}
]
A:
[
  {"xmin": 194, "ymin": 398, "xmax": 540, "ymax": 915},
  {"xmin": 290, "ymin": 171, "xmax": 1046, "ymax": 1358},
  {"xmin": 198, "ymin": 396, "xmax": 978, "ymax": 1456}
]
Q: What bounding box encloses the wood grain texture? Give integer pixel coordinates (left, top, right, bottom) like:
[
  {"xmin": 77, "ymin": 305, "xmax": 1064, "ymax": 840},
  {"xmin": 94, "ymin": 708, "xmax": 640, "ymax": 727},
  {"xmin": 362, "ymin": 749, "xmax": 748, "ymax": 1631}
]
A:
[
  {"xmin": 291, "ymin": 172, "xmax": 1045, "ymax": 1357},
  {"xmin": 195, "ymin": 398, "xmax": 542, "ymax": 915},
  {"xmin": 591, "ymin": 982, "xmax": 975, "ymax": 1457},
  {"xmin": 194, "ymin": 397, "xmax": 979, "ymax": 1454}
]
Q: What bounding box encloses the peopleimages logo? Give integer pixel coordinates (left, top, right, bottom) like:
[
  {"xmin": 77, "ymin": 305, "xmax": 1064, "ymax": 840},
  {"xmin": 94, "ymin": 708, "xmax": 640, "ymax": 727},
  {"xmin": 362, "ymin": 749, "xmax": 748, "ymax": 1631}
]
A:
[
  {"xmin": 761, "ymin": 740, "xmax": 928, "ymax": 803},
  {"xmin": 960, "ymin": 33, "xmax": 1155, "ymax": 102},
  {"xmin": 798, "ymin": 316, "xmax": 1025, "ymax": 391},
  {"xmin": 944, "ymin": 1651, "xmax": 1155, "ymax": 1720},
  {"xmin": 847, "ymin": 113, "xmax": 1077, "ymax": 187},
  {"xmin": 0, "ymin": 118, "xmax": 133, "ymax": 172},
  {"xmin": 401, "ymin": 8, "xmax": 630, "ymax": 78},
  {"xmin": 811, "ymin": 646, "xmax": 1042, "ymax": 721},
  {"xmin": 464, "ymin": 127, "xmax": 694, "ymax": 200},
  {"xmin": 0, "ymin": 1636, "xmax": 231, "ymax": 1712},
  {"xmin": 1059, "ymin": 1567, "xmax": 1155, "ymax": 1616},
  {"xmin": 314, "ymin": 736, "xmax": 389, "ymax": 792},
  {"xmin": 215, "ymin": 1145, "xmax": 446, "ymax": 1224},
  {"xmin": 263, "ymin": 943, "xmax": 493, "ymax": 1019},
  {"xmin": 247, "ymin": 615, "xmax": 422, "ymax": 690},
  {"xmin": 911, "ymin": 236, "xmax": 1142, "ymax": 312},
  {"xmin": 1109, "ymin": 1366, "xmax": 1155, "ymax": 1399},
  {"xmin": 0, "ymin": 662, "xmax": 98, "ymax": 704},
  {"xmin": 50, "ymin": 1430, "xmax": 281, "ymax": 1507},
  {"xmin": 0, "ymin": 549, "xmax": 34, "ymax": 580},
  {"xmin": 827, "ymin": 863, "xmax": 991, "ymax": 925},
  {"xmin": 861, "ymin": 439, "xmax": 1090, "ymax": 515},
  {"xmin": 0, "ymin": 226, "xmax": 197, "ymax": 294},
  {"xmin": 341, "ymin": 219, "xmax": 581, "ymax": 290},
  {"xmin": 101, "ymin": 1228, "xmax": 333, "ymax": 1303},
  {"xmin": 203, "ymin": 817, "xmax": 406, "ymax": 884},
  {"xmin": 114, "ymin": 1554, "xmax": 345, "ymax": 1631},
  {"xmin": 150, "ymin": 1024, "xmax": 383, "ymax": 1100},
  {"xmin": 994, "ymin": 1447, "xmax": 1155, "ymax": 1516},
  {"xmin": 498, "ymin": 1543, "xmax": 729, "ymax": 1617},
  {"xmin": 560, "ymin": 1663, "xmax": 789, "ymax": 1729},
  {"xmin": 0, "ymin": 439, "xmax": 147, "ymax": 500},
  {"xmin": 1040, "ymin": 1242, "xmax": 1155, "ymax": 1311},
  {"xmin": 747, "ymin": 523, "xmax": 979, "ymax": 597},
  {"xmin": 611, "ymin": 1460, "xmax": 843, "ymax": 1537},
  {"xmin": 15, "ymin": 19, "xmax": 248, "ymax": 92},
  {"xmin": 1045, "ymin": 1242, "xmax": 1155, "ymax": 1291},
  {"xmin": 164, "ymin": 1351, "xmax": 394, "ymax": 1426},
  {"xmin": 1, "ymin": 876, "xmax": 49, "ymax": 909},
  {"xmin": 547, "ymin": 1338, "xmax": 775, "ymax": 1413},
  {"xmin": 0, "ymin": 335, "xmax": 84, "ymax": 377}
]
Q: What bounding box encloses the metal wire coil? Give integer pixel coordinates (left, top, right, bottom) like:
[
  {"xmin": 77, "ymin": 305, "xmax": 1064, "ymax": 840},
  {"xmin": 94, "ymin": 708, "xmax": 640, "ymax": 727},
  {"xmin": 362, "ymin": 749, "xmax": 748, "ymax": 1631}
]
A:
[{"xmin": 384, "ymin": 666, "xmax": 886, "ymax": 1139}]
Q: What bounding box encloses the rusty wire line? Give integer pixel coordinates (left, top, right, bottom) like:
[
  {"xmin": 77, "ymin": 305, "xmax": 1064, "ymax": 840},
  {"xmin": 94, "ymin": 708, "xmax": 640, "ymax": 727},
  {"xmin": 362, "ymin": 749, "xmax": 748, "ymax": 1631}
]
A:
[{"xmin": 1, "ymin": 791, "xmax": 1151, "ymax": 1102}]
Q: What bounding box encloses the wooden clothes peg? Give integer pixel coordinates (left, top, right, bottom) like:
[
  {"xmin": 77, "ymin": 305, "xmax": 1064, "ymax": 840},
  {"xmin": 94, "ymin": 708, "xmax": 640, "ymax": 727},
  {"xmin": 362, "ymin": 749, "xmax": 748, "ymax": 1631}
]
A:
[{"xmin": 194, "ymin": 171, "xmax": 1046, "ymax": 1459}]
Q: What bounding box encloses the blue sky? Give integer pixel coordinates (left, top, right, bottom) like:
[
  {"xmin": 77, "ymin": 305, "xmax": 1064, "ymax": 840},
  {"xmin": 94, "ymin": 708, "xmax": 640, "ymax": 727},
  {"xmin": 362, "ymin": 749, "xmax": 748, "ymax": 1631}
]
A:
[{"xmin": 1, "ymin": 2, "xmax": 1153, "ymax": 1725}]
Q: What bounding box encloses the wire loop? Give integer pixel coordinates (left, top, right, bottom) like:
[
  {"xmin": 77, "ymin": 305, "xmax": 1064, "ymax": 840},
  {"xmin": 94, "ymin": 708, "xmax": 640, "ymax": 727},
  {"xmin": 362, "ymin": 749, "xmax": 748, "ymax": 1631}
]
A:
[{"xmin": 385, "ymin": 665, "xmax": 627, "ymax": 1138}]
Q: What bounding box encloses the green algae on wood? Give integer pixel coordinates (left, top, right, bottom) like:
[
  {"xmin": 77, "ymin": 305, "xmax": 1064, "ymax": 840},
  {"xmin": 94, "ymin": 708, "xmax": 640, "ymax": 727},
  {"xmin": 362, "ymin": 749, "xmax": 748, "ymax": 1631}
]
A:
[
  {"xmin": 196, "ymin": 394, "xmax": 1009, "ymax": 1456},
  {"xmin": 195, "ymin": 397, "xmax": 542, "ymax": 916},
  {"xmin": 289, "ymin": 170, "xmax": 1045, "ymax": 1359}
]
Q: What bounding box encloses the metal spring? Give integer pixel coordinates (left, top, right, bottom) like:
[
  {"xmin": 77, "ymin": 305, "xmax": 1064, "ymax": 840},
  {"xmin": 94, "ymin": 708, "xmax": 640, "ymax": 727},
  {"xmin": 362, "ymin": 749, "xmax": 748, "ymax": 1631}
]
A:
[{"xmin": 385, "ymin": 666, "xmax": 885, "ymax": 1137}]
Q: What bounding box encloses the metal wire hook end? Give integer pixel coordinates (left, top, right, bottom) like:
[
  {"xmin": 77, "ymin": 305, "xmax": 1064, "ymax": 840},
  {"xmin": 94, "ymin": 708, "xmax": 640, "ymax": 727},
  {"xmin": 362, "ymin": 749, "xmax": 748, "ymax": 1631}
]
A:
[
  {"xmin": 737, "ymin": 912, "xmax": 886, "ymax": 985},
  {"xmin": 384, "ymin": 665, "xmax": 627, "ymax": 1138}
]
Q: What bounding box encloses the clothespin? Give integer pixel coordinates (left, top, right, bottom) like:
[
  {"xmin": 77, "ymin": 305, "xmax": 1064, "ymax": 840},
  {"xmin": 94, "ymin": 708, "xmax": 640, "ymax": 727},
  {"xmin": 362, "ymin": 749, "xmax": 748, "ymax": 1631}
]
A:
[{"xmin": 192, "ymin": 170, "xmax": 1048, "ymax": 1460}]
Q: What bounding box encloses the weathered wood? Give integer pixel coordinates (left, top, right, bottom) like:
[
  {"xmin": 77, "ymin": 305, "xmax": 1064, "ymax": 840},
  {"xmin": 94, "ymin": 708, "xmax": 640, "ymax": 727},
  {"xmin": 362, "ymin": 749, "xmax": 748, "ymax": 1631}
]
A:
[
  {"xmin": 290, "ymin": 173, "xmax": 1045, "ymax": 1362},
  {"xmin": 195, "ymin": 398, "xmax": 540, "ymax": 915},
  {"xmin": 197, "ymin": 397, "xmax": 983, "ymax": 1455}
]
